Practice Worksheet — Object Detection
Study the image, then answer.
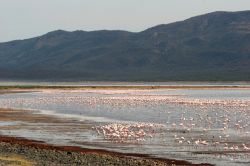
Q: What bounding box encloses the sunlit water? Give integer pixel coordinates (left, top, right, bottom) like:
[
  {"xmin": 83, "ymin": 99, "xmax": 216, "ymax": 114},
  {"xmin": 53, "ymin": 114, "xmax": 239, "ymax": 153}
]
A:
[{"xmin": 0, "ymin": 88, "xmax": 250, "ymax": 166}]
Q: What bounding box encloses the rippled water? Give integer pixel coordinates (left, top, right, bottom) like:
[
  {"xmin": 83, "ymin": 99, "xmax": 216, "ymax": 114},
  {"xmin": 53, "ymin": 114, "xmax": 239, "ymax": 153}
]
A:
[{"xmin": 0, "ymin": 88, "xmax": 250, "ymax": 166}]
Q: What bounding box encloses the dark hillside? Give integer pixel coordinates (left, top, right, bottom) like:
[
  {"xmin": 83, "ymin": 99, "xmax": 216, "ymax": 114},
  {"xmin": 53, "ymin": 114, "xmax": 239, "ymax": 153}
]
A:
[{"xmin": 1, "ymin": 11, "xmax": 250, "ymax": 81}]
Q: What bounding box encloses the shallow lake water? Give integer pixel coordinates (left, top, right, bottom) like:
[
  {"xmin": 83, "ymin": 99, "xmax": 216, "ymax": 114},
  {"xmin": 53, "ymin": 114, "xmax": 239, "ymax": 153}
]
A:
[{"xmin": 0, "ymin": 87, "xmax": 250, "ymax": 166}]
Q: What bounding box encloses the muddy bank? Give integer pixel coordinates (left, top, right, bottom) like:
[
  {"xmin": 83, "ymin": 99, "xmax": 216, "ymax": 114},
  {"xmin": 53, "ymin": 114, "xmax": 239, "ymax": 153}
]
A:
[{"xmin": 0, "ymin": 136, "xmax": 213, "ymax": 166}]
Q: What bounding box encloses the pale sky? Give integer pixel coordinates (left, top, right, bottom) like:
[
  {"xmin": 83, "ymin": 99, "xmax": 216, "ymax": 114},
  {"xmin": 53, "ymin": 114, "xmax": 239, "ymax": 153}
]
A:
[{"xmin": 0, "ymin": 0, "xmax": 250, "ymax": 42}]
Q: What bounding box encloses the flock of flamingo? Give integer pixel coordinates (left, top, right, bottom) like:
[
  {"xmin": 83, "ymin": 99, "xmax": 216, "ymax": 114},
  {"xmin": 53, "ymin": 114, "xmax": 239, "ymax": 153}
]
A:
[{"xmin": 93, "ymin": 123, "xmax": 157, "ymax": 142}]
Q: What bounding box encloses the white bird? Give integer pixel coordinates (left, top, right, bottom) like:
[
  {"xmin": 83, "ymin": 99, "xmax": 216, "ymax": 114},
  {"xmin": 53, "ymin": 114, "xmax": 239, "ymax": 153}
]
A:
[
  {"xmin": 243, "ymin": 144, "xmax": 250, "ymax": 150},
  {"xmin": 195, "ymin": 140, "xmax": 200, "ymax": 145},
  {"xmin": 200, "ymin": 140, "xmax": 209, "ymax": 146}
]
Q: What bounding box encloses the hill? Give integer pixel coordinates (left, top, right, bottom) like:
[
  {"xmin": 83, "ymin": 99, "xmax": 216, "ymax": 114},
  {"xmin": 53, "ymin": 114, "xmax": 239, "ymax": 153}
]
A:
[{"xmin": 1, "ymin": 11, "xmax": 250, "ymax": 81}]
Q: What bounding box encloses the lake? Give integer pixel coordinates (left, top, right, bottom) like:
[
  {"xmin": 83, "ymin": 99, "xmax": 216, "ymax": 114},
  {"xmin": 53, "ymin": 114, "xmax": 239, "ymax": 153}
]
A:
[{"xmin": 0, "ymin": 85, "xmax": 249, "ymax": 166}]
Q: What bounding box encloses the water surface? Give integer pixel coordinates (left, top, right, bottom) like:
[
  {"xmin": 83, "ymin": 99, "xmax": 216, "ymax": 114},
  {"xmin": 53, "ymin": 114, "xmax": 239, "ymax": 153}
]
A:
[{"xmin": 0, "ymin": 87, "xmax": 249, "ymax": 166}]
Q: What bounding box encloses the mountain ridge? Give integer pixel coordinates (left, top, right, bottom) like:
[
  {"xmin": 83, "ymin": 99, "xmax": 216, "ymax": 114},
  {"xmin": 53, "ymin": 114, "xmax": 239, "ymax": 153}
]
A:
[{"xmin": 1, "ymin": 10, "xmax": 250, "ymax": 81}]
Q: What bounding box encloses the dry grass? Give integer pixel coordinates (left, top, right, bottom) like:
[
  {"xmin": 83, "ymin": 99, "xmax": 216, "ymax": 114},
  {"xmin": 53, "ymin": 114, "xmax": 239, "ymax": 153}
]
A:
[{"xmin": 0, "ymin": 154, "xmax": 34, "ymax": 166}]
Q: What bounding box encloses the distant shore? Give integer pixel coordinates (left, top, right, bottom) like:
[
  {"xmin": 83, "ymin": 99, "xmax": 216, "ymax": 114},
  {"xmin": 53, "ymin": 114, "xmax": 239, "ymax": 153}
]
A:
[{"xmin": 0, "ymin": 84, "xmax": 250, "ymax": 91}]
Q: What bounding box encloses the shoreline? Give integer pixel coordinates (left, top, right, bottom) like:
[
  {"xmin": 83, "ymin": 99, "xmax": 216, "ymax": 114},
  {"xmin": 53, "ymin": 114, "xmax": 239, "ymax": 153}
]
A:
[
  {"xmin": 0, "ymin": 135, "xmax": 213, "ymax": 166},
  {"xmin": 0, "ymin": 85, "xmax": 250, "ymax": 91}
]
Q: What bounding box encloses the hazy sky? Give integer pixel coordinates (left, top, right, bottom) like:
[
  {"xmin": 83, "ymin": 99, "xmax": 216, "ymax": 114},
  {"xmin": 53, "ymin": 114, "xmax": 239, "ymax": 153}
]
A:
[{"xmin": 1, "ymin": 0, "xmax": 250, "ymax": 42}]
